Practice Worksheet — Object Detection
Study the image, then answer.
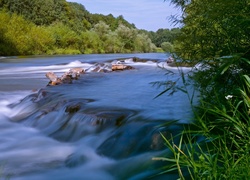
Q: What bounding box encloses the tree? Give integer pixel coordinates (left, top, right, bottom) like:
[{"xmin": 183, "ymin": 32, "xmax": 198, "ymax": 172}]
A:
[
  {"xmin": 105, "ymin": 31, "xmax": 122, "ymax": 53},
  {"xmin": 0, "ymin": 0, "xmax": 159, "ymax": 55},
  {"xmin": 168, "ymin": 0, "xmax": 250, "ymax": 62},
  {"xmin": 92, "ymin": 21, "xmax": 110, "ymax": 41},
  {"xmin": 1, "ymin": 0, "xmax": 68, "ymax": 25},
  {"xmin": 115, "ymin": 24, "xmax": 137, "ymax": 52},
  {"xmin": 48, "ymin": 22, "xmax": 80, "ymax": 49},
  {"xmin": 161, "ymin": 42, "xmax": 174, "ymax": 52},
  {"xmin": 80, "ymin": 30, "xmax": 102, "ymax": 54}
]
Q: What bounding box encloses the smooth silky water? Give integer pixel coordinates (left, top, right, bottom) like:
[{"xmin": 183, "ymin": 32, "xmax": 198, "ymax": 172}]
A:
[{"xmin": 0, "ymin": 53, "xmax": 194, "ymax": 179}]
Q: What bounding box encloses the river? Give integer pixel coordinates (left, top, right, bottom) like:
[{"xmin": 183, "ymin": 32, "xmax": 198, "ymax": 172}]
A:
[{"xmin": 0, "ymin": 53, "xmax": 194, "ymax": 179}]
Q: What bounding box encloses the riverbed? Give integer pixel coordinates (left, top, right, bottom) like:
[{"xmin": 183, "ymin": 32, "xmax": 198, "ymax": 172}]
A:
[{"xmin": 0, "ymin": 53, "xmax": 194, "ymax": 179}]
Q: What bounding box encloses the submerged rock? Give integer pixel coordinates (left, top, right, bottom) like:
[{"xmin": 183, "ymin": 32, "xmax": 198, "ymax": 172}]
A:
[{"xmin": 96, "ymin": 121, "xmax": 184, "ymax": 159}]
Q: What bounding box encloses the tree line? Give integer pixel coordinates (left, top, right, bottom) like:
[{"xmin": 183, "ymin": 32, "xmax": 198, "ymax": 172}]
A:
[{"xmin": 0, "ymin": 0, "xmax": 180, "ymax": 56}]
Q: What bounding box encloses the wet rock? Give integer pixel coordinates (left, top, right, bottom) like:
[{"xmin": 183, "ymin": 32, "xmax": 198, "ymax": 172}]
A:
[
  {"xmin": 166, "ymin": 56, "xmax": 174, "ymax": 64},
  {"xmin": 61, "ymin": 75, "xmax": 73, "ymax": 84},
  {"xmin": 69, "ymin": 68, "xmax": 85, "ymax": 79},
  {"xmin": 96, "ymin": 121, "xmax": 184, "ymax": 159},
  {"xmin": 65, "ymin": 103, "xmax": 81, "ymax": 113},
  {"xmin": 86, "ymin": 63, "xmax": 112, "ymax": 73},
  {"xmin": 46, "ymin": 72, "xmax": 62, "ymax": 86},
  {"xmin": 69, "ymin": 67, "xmax": 85, "ymax": 74},
  {"xmin": 45, "ymin": 62, "xmax": 134, "ymax": 86},
  {"xmin": 45, "ymin": 68, "xmax": 85, "ymax": 86},
  {"xmin": 150, "ymin": 131, "xmax": 170, "ymax": 150},
  {"xmin": 45, "ymin": 72, "xmax": 58, "ymax": 82},
  {"xmin": 96, "ymin": 122, "xmax": 158, "ymax": 159},
  {"xmin": 65, "ymin": 153, "xmax": 87, "ymax": 168},
  {"xmin": 111, "ymin": 64, "xmax": 134, "ymax": 71},
  {"xmin": 132, "ymin": 57, "xmax": 158, "ymax": 63}
]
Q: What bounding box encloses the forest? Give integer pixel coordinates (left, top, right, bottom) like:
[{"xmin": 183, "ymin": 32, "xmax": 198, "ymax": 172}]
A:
[{"xmin": 0, "ymin": 0, "xmax": 179, "ymax": 56}]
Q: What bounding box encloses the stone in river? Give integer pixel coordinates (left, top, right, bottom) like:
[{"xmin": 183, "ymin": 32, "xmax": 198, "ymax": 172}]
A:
[{"xmin": 111, "ymin": 64, "xmax": 134, "ymax": 71}]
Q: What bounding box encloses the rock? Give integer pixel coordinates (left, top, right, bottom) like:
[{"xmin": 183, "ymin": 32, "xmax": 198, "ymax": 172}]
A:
[
  {"xmin": 69, "ymin": 67, "xmax": 85, "ymax": 74},
  {"xmin": 91, "ymin": 66, "xmax": 101, "ymax": 72},
  {"xmin": 166, "ymin": 56, "xmax": 174, "ymax": 64},
  {"xmin": 61, "ymin": 74, "xmax": 73, "ymax": 84},
  {"xmin": 69, "ymin": 68, "xmax": 85, "ymax": 79},
  {"xmin": 45, "ymin": 68, "xmax": 85, "ymax": 86},
  {"xmin": 150, "ymin": 131, "xmax": 170, "ymax": 150},
  {"xmin": 45, "ymin": 63, "xmax": 133, "ymax": 86},
  {"xmin": 45, "ymin": 72, "xmax": 62, "ymax": 86},
  {"xmin": 86, "ymin": 63, "xmax": 112, "ymax": 73},
  {"xmin": 112, "ymin": 64, "xmax": 134, "ymax": 71},
  {"xmin": 46, "ymin": 72, "xmax": 58, "ymax": 82},
  {"xmin": 65, "ymin": 103, "xmax": 81, "ymax": 113}
]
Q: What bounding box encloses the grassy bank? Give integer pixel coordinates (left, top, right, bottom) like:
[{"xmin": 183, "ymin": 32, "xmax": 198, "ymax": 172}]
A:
[{"xmin": 153, "ymin": 56, "xmax": 250, "ymax": 179}]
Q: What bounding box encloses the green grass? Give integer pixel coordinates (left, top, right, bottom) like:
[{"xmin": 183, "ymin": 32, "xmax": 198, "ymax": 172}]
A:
[{"xmin": 153, "ymin": 57, "xmax": 250, "ymax": 179}]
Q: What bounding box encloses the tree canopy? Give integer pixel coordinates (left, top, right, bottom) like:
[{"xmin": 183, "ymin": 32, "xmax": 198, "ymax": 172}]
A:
[
  {"xmin": 0, "ymin": 0, "xmax": 171, "ymax": 55},
  {"xmin": 168, "ymin": 0, "xmax": 250, "ymax": 62}
]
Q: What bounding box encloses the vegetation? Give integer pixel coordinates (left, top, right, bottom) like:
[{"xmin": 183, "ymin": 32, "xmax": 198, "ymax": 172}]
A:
[
  {"xmin": 154, "ymin": 0, "xmax": 250, "ymax": 179},
  {"xmin": 0, "ymin": 0, "xmax": 182, "ymax": 56},
  {"xmin": 0, "ymin": 0, "xmax": 165, "ymax": 56},
  {"xmin": 141, "ymin": 28, "xmax": 181, "ymax": 53}
]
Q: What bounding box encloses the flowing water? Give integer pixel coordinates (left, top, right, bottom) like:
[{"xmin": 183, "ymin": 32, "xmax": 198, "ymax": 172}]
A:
[{"xmin": 0, "ymin": 53, "xmax": 194, "ymax": 179}]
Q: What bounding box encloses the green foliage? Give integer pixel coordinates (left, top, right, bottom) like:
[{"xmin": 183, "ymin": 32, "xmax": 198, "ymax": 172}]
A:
[
  {"xmin": 155, "ymin": 0, "xmax": 250, "ymax": 179},
  {"xmin": 1, "ymin": 0, "xmax": 67, "ymax": 25},
  {"xmin": 48, "ymin": 22, "xmax": 80, "ymax": 49},
  {"xmin": 154, "ymin": 60, "xmax": 250, "ymax": 179},
  {"xmin": 0, "ymin": 0, "xmax": 160, "ymax": 55},
  {"xmin": 66, "ymin": 2, "xmax": 91, "ymax": 32},
  {"xmin": 169, "ymin": 0, "xmax": 250, "ymax": 63},
  {"xmin": 161, "ymin": 42, "xmax": 174, "ymax": 53},
  {"xmin": 48, "ymin": 48, "xmax": 81, "ymax": 55},
  {"xmin": 145, "ymin": 28, "xmax": 181, "ymax": 47},
  {"xmin": 105, "ymin": 31, "xmax": 122, "ymax": 53},
  {"xmin": 115, "ymin": 24, "xmax": 137, "ymax": 52},
  {"xmin": 0, "ymin": 12, "xmax": 35, "ymax": 55},
  {"xmin": 0, "ymin": 10, "xmax": 16, "ymax": 55},
  {"xmin": 29, "ymin": 26, "xmax": 55, "ymax": 54}
]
